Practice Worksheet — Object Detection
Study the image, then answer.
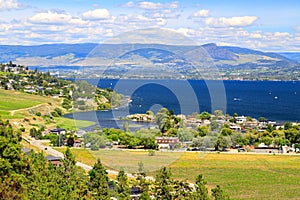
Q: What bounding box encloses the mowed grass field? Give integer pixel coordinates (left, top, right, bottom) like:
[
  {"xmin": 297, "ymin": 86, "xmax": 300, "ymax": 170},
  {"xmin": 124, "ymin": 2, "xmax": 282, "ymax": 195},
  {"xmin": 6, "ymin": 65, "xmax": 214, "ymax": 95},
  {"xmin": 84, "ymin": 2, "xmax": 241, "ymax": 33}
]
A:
[
  {"xmin": 0, "ymin": 88, "xmax": 94, "ymax": 129},
  {"xmin": 64, "ymin": 148, "xmax": 300, "ymax": 200},
  {"xmin": 0, "ymin": 89, "xmax": 58, "ymax": 119},
  {"xmin": 0, "ymin": 89, "xmax": 51, "ymax": 111}
]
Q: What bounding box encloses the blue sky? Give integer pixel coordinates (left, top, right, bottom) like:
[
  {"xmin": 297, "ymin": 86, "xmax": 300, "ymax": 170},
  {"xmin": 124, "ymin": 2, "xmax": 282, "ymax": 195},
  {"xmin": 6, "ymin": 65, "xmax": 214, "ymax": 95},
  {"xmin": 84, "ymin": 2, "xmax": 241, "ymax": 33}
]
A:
[{"xmin": 0, "ymin": 0, "xmax": 300, "ymax": 51}]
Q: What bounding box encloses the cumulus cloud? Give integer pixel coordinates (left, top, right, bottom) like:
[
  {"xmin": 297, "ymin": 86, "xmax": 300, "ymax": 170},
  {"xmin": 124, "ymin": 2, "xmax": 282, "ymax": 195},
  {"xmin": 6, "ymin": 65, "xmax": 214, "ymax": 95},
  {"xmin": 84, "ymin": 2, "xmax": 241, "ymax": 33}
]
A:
[
  {"xmin": 168, "ymin": 1, "xmax": 179, "ymax": 9},
  {"xmin": 205, "ymin": 16, "xmax": 258, "ymax": 27},
  {"xmin": 0, "ymin": 0, "xmax": 19, "ymax": 10},
  {"xmin": 82, "ymin": 9, "xmax": 111, "ymax": 20},
  {"xmin": 29, "ymin": 11, "xmax": 73, "ymax": 24},
  {"xmin": 138, "ymin": 1, "xmax": 163, "ymax": 9},
  {"xmin": 175, "ymin": 28, "xmax": 196, "ymax": 37},
  {"xmin": 250, "ymin": 33, "xmax": 262, "ymax": 38},
  {"xmin": 274, "ymin": 32, "xmax": 290, "ymax": 37},
  {"xmin": 125, "ymin": 1, "xmax": 135, "ymax": 7},
  {"xmin": 192, "ymin": 9, "xmax": 210, "ymax": 18},
  {"xmin": 124, "ymin": 1, "xmax": 178, "ymax": 10}
]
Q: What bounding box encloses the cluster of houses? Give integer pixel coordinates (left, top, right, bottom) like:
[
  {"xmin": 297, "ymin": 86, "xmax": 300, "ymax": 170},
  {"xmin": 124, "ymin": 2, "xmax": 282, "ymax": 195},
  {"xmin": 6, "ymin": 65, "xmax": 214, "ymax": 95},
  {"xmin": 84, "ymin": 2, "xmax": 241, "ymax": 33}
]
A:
[
  {"xmin": 48, "ymin": 128, "xmax": 84, "ymax": 148},
  {"xmin": 0, "ymin": 63, "xmax": 72, "ymax": 98},
  {"xmin": 153, "ymin": 114, "xmax": 291, "ymax": 151},
  {"xmin": 183, "ymin": 114, "xmax": 282, "ymax": 132}
]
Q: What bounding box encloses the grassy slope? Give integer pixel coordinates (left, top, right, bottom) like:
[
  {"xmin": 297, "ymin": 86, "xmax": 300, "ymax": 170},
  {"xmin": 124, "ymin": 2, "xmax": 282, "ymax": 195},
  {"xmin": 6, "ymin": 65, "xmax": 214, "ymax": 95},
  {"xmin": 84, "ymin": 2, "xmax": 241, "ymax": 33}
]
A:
[
  {"xmin": 0, "ymin": 88, "xmax": 94, "ymax": 129},
  {"xmin": 0, "ymin": 89, "xmax": 55, "ymax": 119},
  {"xmin": 62, "ymin": 148, "xmax": 300, "ymax": 200},
  {"xmin": 0, "ymin": 89, "xmax": 48, "ymax": 110}
]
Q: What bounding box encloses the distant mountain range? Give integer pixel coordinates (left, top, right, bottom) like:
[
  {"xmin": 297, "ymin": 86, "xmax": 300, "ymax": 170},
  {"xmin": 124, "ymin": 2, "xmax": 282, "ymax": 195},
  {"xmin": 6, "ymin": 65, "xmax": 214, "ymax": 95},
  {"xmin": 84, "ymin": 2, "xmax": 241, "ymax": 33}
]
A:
[{"xmin": 0, "ymin": 43, "xmax": 299, "ymax": 80}]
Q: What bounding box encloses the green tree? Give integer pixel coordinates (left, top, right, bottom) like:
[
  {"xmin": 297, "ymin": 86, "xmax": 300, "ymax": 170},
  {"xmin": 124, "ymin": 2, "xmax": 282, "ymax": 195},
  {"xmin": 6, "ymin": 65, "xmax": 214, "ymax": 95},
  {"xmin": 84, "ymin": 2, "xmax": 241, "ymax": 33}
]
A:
[
  {"xmin": 198, "ymin": 126, "xmax": 209, "ymax": 137},
  {"xmin": 194, "ymin": 174, "xmax": 209, "ymax": 200},
  {"xmin": 220, "ymin": 128, "xmax": 233, "ymax": 136},
  {"xmin": 198, "ymin": 111, "xmax": 211, "ymax": 120},
  {"xmin": 284, "ymin": 122, "xmax": 293, "ymax": 130},
  {"xmin": 156, "ymin": 108, "xmax": 172, "ymax": 133},
  {"xmin": 211, "ymin": 185, "xmax": 230, "ymax": 200},
  {"xmin": 259, "ymin": 117, "xmax": 266, "ymax": 122},
  {"xmin": 60, "ymin": 148, "xmax": 89, "ymax": 198},
  {"xmin": 173, "ymin": 180, "xmax": 194, "ymax": 199},
  {"xmin": 136, "ymin": 162, "xmax": 150, "ymax": 199},
  {"xmin": 214, "ymin": 135, "xmax": 226, "ymax": 151},
  {"xmin": 146, "ymin": 110, "xmax": 154, "ymax": 116},
  {"xmin": 62, "ymin": 147, "xmax": 76, "ymax": 174},
  {"xmin": 177, "ymin": 128, "xmax": 194, "ymax": 142},
  {"xmin": 214, "ymin": 110, "xmax": 224, "ymax": 118},
  {"xmin": 89, "ymin": 159, "xmax": 110, "ymax": 199},
  {"xmin": 116, "ymin": 169, "xmax": 131, "ymax": 199},
  {"xmin": 0, "ymin": 119, "xmax": 29, "ymax": 199},
  {"xmin": 154, "ymin": 167, "xmax": 172, "ymax": 199}
]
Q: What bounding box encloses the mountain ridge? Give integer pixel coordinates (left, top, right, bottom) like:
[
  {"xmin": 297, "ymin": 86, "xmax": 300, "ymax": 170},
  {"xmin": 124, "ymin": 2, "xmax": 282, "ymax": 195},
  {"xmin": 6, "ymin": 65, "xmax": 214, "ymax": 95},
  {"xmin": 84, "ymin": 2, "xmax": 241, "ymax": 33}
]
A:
[{"xmin": 0, "ymin": 43, "xmax": 299, "ymax": 80}]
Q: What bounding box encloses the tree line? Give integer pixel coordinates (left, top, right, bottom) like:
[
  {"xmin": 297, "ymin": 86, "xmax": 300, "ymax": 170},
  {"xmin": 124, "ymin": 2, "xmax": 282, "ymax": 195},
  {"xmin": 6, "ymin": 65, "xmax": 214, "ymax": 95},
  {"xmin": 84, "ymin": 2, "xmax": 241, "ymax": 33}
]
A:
[{"xmin": 0, "ymin": 118, "xmax": 230, "ymax": 199}]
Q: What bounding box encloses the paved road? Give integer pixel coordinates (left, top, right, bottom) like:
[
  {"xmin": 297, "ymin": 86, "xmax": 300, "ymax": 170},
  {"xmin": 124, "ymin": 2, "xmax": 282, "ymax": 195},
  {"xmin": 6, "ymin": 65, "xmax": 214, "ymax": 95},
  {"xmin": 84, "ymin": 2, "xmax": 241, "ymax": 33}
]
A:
[{"xmin": 26, "ymin": 137, "xmax": 147, "ymax": 179}]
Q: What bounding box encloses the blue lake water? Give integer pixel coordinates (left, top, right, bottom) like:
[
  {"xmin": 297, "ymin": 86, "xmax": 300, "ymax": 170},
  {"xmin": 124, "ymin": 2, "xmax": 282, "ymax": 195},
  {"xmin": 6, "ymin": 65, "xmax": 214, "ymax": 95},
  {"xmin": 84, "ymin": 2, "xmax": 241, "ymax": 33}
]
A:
[{"xmin": 63, "ymin": 79, "xmax": 300, "ymax": 130}]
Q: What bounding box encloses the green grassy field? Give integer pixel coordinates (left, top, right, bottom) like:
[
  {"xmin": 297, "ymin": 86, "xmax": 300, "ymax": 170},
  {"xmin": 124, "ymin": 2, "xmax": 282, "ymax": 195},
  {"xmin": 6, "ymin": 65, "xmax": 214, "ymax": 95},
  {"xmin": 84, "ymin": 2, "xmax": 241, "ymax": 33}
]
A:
[
  {"xmin": 62, "ymin": 148, "xmax": 300, "ymax": 200},
  {"xmin": 0, "ymin": 89, "xmax": 53, "ymax": 118},
  {"xmin": 53, "ymin": 117, "xmax": 95, "ymax": 130},
  {"xmin": 0, "ymin": 89, "xmax": 94, "ymax": 129}
]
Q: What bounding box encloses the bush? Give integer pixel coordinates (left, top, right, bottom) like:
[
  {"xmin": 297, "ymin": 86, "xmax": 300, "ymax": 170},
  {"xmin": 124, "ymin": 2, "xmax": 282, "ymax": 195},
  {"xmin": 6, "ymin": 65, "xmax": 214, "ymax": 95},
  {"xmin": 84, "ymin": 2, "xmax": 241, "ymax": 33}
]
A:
[
  {"xmin": 54, "ymin": 107, "xmax": 63, "ymax": 116},
  {"xmin": 51, "ymin": 111, "xmax": 60, "ymax": 117},
  {"xmin": 148, "ymin": 149, "xmax": 155, "ymax": 156},
  {"xmin": 35, "ymin": 112, "xmax": 41, "ymax": 117},
  {"xmin": 91, "ymin": 144, "xmax": 99, "ymax": 151}
]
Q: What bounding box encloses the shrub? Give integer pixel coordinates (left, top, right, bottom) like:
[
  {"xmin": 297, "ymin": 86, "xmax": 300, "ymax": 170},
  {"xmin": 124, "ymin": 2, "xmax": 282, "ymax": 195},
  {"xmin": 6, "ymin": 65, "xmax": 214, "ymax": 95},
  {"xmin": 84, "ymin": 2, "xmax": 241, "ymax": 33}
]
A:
[
  {"xmin": 35, "ymin": 112, "xmax": 41, "ymax": 117},
  {"xmin": 148, "ymin": 149, "xmax": 155, "ymax": 156}
]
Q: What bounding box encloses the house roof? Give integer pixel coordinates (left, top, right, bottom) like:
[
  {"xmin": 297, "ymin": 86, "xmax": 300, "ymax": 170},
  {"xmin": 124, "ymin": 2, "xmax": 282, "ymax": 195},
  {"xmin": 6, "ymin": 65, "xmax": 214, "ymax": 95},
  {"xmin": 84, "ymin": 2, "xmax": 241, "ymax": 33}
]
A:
[
  {"xmin": 22, "ymin": 147, "xmax": 31, "ymax": 155},
  {"xmin": 46, "ymin": 155, "xmax": 61, "ymax": 161},
  {"xmin": 131, "ymin": 187, "xmax": 141, "ymax": 195},
  {"xmin": 50, "ymin": 128, "xmax": 66, "ymax": 132}
]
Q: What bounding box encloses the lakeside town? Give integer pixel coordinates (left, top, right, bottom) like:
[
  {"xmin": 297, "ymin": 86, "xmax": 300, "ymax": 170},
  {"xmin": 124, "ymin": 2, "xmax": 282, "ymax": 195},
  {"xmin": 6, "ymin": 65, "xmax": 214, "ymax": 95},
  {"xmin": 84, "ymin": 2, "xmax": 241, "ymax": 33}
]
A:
[
  {"xmin": 1, "ymin": 62, "xmax": 299, "ymax": 155},
  {"xmin": 1, "ymin": 61, "xmax": 300, "ymax": 200}
]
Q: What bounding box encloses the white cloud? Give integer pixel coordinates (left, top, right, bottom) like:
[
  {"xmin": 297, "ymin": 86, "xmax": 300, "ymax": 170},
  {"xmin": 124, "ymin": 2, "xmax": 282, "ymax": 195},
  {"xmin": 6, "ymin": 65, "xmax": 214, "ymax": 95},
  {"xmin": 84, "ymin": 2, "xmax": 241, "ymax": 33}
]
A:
[
  {"xmin": 0, "ymin": 0, "xmax": 19, "ymax": 10},
  {"xmin": 82, "ymin": 9, "xmax": 111, "ymax": 20},
  {"xmin": 124, "ymin": 1, "xmax": 178, "ymax": 10},
  {"xmin": 175, "ymin": 28, "xmax": 196, "ymax": 37},
  {"xmin": 192, "ymin": 9, "xmax": 210, "ymax": 17},
  {"xmin": 250, "ymin": 33, "xmax": 262, "ymax": 38},
  {"xmin": 156, "ymin": 18, "xmax": 167, "ymax": 26},
  {"xmin": 274, "ymin": 32, "xmax": 290, "ymax": 37},
  {"xmin": 168, "ymin": 1, "xmax": 179, "ymax": 9},
  {"xmin": 0, "ymin": 23, "xmax": 12, "ymax": 31},
  {"xmin": 135, "ymin": 14, "xmax": 151, "ymax": 21},
  {"xmin": 29, "ymin": 11, "xmax": 73, "ymax": 24},
  {"xmin": 124, "ymin": 1, "xmax": 135, "ymax": 7},
  {"xmin": 69, "ymin": 18, "xmax": 88, "ymax": 25},
  {"xmin": 205, "ymin": 16, "xmax": 258, "ymax": 27},
  {"xmin": 137, "ymin": 1, "xmax": 163, "ymax": 9}
]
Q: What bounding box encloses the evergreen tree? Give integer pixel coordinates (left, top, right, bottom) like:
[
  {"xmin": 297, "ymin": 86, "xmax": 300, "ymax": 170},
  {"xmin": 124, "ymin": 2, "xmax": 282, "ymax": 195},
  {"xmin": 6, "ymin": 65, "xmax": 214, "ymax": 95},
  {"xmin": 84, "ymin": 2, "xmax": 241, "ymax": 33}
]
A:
[
  {"xmin": 116, "ymin": 169, "xmax": 131, "ymax": 200},
  {"xmin": 154, "ymin": 167, "xmax": 172, "ymax": 200},
  {"xmin": 212, "ymin": 185, "xmax": 230, "ymax": 200},
  {"xmin": 173, "ymin": 180, "xmax": 194, "ymax": 199},
  {"xmin": 0, "ymin": 118, "xmax": 29, "ymax": 198},
  {"xmin": 27, "ymin": 151, "xmax": 52, "ymax": 198},
  {"xmin": 89, "ymin": 159, "xmax": 110, "ymax": 199},
  {"xmin": 194, "ymin": 174, "xmax": 209, "ymax": 200},
  {"xmin": 59, "ymin": 148, "xmax": 89, "ymax": 198}
]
